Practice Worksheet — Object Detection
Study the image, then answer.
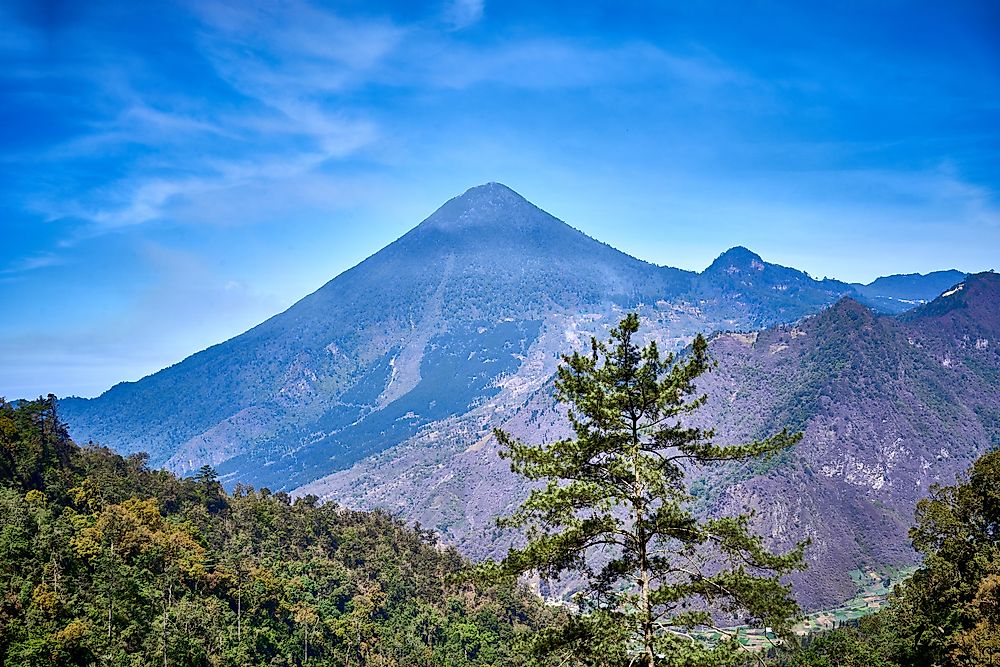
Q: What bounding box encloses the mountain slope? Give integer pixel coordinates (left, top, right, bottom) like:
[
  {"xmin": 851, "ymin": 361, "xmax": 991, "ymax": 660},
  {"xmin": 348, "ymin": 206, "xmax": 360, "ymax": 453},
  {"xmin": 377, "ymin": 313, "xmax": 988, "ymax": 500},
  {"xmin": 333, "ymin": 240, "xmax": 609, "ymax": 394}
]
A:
[
  {"xmin": 698, "ymin": 272, "xmax": 1000, "ymax": 604},
  {"xmin": 300, "ymin": 272, "xmax": 1000, "ymax": 609},
  {"xmin": 59, "ymin": 181, "xmax": 975, "ymax": 498},
  {"xmin": 61, "ymin": 183, "xmax": 866, "ymax": 491},
  {"xmin": 46, "ymin": 187, "xmax": 724, "ymax": 483},
  {"xmin": 58, "ymin": 185, "xmax": 666, "ymax": 482}
]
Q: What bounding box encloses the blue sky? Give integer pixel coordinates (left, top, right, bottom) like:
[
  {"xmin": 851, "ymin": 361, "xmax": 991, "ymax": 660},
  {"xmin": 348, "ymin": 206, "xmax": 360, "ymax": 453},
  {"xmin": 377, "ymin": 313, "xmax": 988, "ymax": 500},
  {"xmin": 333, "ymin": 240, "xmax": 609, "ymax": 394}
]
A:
[{"xmin": 2, "ymin": 0, "xmax": 998, "ymax": 399}]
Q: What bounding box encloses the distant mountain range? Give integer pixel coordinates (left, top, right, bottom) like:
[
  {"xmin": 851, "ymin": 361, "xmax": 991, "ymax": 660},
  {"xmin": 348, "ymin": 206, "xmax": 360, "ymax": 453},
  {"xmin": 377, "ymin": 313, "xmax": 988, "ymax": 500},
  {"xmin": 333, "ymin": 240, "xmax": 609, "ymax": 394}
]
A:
[
  {"xmin": 851, "ymin": 269, "xmax": 969, "ymax": 313},
  {"xmin": 58, "ymin": 183, "xmax": 995, "ymax": 609}
]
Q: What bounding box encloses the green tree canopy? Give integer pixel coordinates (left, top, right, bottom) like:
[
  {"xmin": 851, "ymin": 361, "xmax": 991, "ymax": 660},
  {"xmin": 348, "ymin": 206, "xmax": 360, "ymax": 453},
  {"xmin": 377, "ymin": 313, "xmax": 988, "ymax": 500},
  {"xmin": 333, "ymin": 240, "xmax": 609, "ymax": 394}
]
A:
[
  {"xmin": 0, "ymin": 397, "xmax": 554, "ymax": 666},
  {"xmin": 879, "ymin": 448, "xmax": 1000, "ymax": 666}
]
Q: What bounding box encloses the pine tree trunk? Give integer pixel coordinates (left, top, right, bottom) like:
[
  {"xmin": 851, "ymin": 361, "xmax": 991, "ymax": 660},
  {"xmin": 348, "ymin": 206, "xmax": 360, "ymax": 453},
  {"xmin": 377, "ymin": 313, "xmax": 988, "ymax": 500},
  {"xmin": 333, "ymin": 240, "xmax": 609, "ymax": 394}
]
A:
[
  {"xmin": 632, "ymin": 413, "xmax": 656, "ymax": 667},
  {"xmin": 107, "ymin": 541, "xmax": 114, "ymax": 642},
  {"xmin": 640, "ymin": 550, "xmax": 654, "ymax": 667},
  {"xmin": 237, "ymin": 578, "xmax": 242, "ymax": 644}
]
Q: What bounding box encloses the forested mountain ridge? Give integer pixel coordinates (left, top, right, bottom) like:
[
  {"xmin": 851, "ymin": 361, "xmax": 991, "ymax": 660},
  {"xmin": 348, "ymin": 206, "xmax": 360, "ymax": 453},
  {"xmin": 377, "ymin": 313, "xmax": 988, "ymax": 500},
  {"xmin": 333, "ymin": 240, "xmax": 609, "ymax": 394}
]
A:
[
  {"xmin": 58, "ymin": 184, "xmax": 959, "ymax": 494},
  {"xmin": 302, "ymin": 272, "xmax": 1000, "ymax": 610},
  {"xmin": 0, "ymin": 397, "xmax": 551, "ymax": 666},
  {"xmin": 698, "ymin": 271, "xmax": 1000, "ymax": 605}
]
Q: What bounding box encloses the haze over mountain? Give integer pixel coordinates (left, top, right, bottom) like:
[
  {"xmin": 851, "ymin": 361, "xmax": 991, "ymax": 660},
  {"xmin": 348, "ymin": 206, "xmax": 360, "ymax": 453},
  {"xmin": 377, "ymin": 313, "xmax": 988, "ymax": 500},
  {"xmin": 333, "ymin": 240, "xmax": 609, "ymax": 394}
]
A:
[
  {"xmin": 61, "ymin": 183, "xmax": 886, "ymax": 487},
  {"xmin": 57, "ymin": 183, "xmax": 991, "ymax": 609},
  {"xmin": 851, "ymin": 269, "xmax": 969, "ymax": 313}
]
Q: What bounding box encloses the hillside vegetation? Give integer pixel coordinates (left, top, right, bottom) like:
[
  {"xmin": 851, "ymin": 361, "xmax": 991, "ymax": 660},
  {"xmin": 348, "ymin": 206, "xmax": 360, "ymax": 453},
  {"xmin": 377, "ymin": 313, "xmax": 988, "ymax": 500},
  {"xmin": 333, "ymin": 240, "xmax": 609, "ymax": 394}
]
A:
[
  {"xmin": 4, "ymin": 395, "xmax": 997, "ymax": 665},
  {"xmin": 774, "ymin": 448, "xmax": 1000, "ymax": 666},
  {"xmin": 0, "ymin": 397, "xmax": 552, "ymax": 666}
]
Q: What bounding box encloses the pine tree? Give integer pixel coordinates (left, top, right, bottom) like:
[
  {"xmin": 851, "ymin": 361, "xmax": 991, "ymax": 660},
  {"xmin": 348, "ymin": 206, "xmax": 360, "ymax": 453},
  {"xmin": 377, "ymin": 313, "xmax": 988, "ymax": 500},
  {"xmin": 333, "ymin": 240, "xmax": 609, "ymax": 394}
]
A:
[
  {"xmin": 192, "ymin": 464, "xmax": 226, "ymax": 513},
  {"xmin": 491, "ymin": 313, "xmax": 807, "ymax": 666}
]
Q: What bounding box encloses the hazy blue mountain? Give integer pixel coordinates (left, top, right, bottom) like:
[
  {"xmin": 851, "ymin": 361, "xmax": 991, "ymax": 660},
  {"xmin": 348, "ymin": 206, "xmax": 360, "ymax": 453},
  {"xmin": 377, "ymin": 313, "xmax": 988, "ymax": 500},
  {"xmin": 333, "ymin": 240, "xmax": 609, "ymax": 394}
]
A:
[
  {"xmin": 60, "ymin": 183, "xmax": 862, "ymax": 491},
  {"xmin": 692, "ymin": 245, "xmax": 854, "ymax": 327},
  {"xmin": 55, "ymin": 183, "xmax": 993, "ymax": 612},
  {"xmin": 55, "ymin": 184, "xmax": 686, "ymax": 481},
  {"xmin": 58, "ymin": 184, "xmax": 973, "ymax": 491},
  {"xmin": 852, "ymin": 269, "xmax": 968, "ymax": 313}
]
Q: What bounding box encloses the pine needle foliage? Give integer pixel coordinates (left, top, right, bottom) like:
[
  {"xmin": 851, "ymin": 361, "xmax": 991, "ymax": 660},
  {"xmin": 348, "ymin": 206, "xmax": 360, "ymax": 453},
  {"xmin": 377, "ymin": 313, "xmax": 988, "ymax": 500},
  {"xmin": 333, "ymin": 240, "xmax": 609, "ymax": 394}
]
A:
[{"xmin": 491, "ymin": 313, "xmax": 807, "ymax": 666}]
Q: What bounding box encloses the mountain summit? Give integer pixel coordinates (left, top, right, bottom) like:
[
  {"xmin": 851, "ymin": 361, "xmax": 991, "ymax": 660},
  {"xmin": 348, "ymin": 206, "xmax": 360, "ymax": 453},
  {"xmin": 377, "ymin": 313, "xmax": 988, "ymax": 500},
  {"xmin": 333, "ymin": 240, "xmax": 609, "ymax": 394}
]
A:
[
  {"xmin": 704, "ymin": 246, "xmax": 766, "ymax": 274},
  {"xmin": 58, "ymin": 184, "xmax": 968, "ymax": 493},
  {"xmin": 419, "ymin": 182, "xmax": 546, "ymax": 233},
  {"xmin": 56, "ymin": 184, "xmax": 993, "ymax": 613},
  {"xmin": 59, "ymin": 184, "xmax": 690, "ymax": 488}
]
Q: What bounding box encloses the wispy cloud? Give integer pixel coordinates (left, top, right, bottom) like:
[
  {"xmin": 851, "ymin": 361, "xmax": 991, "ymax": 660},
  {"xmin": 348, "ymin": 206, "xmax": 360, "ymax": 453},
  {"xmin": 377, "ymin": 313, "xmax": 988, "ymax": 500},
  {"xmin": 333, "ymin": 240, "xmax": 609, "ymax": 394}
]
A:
[
  {"xmin": 0, "ymin": 252, "xmax": 64, "ymax": 275},
  {"xmin": 6, "ymin": 1, "xmax": 399, "ymax": 238},
  {"xmin": 793, "ymin": 164, "xmax": 1000, "ymax": 231},
  {"xmin": 193, "ymin": 0, "xmax": 405, "ymax": 80},
  {"xmin": 394, "ymin": 38, "xmax": 742, "ymax": 91},
  {"xmin": 6, "ymin": 0, "xmax": 750, "ymax": 248},
  {"xmin": 444, "ymin": 0, "xmax": 485, "ymax": 30}
]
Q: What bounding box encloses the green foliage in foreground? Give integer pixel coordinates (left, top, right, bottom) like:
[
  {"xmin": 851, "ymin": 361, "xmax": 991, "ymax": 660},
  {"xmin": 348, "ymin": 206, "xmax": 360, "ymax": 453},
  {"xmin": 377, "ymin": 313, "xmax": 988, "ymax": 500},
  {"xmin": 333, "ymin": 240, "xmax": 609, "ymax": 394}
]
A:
[
  {"xmin": 0, "ymin": 396, "xmax": 554, "ymax": 666},
  {"xmin": 6, "ymin": 362, "xmax": 994, "ymax": 667},
  {"xmin": 772, "ymin": 448, "xmax": 1000, "ymax": 667},
  {"xmin": 488, "ymin": 314, "xmax": 806, "ymax": 667}
]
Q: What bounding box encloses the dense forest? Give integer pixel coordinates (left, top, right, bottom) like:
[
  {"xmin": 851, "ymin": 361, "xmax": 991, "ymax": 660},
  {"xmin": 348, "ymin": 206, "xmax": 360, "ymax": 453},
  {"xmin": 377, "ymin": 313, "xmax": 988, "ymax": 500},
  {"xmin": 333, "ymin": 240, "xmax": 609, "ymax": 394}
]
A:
[
  {"xmin": 0, "ymin": 396, "xmax": 554, "ymax": 666},
  {"xmin": 3, "ymin": 393, "xmax": 997, "ymax": 666}
]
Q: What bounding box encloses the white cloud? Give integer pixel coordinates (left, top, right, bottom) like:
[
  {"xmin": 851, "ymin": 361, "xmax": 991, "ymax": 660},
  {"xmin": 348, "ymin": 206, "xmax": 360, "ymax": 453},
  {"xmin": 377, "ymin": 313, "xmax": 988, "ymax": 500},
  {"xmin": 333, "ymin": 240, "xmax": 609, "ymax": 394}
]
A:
[
  {"xmin": 388, "ymin": 37, "xmax": 743, "ymax": 92},
  {"xmin": 192, "ymin": 0, "xmax": 405, "ymax": 95}
]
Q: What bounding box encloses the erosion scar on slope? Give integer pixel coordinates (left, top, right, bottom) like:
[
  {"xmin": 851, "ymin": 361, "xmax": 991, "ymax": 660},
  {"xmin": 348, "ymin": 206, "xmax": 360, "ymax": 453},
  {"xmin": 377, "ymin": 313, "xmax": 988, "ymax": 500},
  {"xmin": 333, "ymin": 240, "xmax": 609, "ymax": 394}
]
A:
[{"xmin": 376, "ymin": 253, "xmax": 457, "ymax": 410}]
